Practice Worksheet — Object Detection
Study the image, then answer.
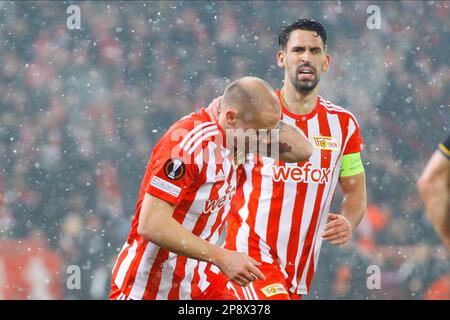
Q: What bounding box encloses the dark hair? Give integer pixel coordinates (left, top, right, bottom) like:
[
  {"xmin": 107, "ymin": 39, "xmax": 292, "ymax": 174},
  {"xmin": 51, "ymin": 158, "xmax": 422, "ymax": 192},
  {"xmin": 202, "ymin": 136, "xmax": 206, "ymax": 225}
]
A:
[{"xmin": 279, "ymin": 19, "xmax": 327, "ymax": 50}]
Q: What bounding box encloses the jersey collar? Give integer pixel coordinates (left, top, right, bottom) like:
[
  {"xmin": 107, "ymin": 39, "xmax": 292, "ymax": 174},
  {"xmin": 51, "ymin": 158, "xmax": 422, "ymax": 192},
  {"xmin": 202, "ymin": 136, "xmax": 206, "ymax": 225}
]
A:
[{"xmin": 276, "ymin": 89, "xmax": 321, "ymax": 121}]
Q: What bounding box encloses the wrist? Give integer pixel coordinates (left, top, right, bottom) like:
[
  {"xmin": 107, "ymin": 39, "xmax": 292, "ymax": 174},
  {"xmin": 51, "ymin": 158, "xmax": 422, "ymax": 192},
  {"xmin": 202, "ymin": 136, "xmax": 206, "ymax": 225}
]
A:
[
  {"xmin": 209, "ymin": 246, "xmax": 227, "ymax": 267},
  {"xmin": 342, "ymin": 215, "xmax": 355, "ymax": 229}
]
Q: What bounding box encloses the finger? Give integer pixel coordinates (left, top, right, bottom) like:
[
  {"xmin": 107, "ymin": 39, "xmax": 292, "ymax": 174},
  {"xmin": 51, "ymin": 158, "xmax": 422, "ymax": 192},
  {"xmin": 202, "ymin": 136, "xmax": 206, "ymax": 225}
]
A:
[
  {"xmin": 330, "ymin": 236, "xmax": 350, "ymax": 245},
  {"xmin": 322, "ymin": 225, "xmax": 349, "ymax": 237},
  {"xmin": 323, "ymin": 220, "xmax": 341, "ymax": 231},
  {"xmin": 243, "ymin": 273, "xmax": 256, "ymax": 283},
  {"xmin": 231, "ymin": 276, "xmax": 247, "ymax": 287},
  {"xmin": 322, "ymin": 230, "xmax": 348, "ymax": 240},
  {"xmin": 327, "ymin": 213, "xmax": 339, "ymax": 220},
  {"xmin": 331, "ymin": 239, "xmax": 347, "ymax": 246},
  {"xmin": 322, "ymin": 231, "xmax": 349, "ymax": 241},
  {"xmin": 248, "ymin": 256, "xmax": 262, "ymax": 267},
  {"xmin": 233, "ymin": 276, "xmax": 249, "ymax": 287},
  {"xmin": 248, "ymin": 264, "xmax": 266, "ymax": 281}
]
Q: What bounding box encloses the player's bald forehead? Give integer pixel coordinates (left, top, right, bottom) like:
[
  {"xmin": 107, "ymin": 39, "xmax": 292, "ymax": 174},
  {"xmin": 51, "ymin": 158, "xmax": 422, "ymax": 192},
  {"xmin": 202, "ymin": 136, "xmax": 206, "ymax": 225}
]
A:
[{"xmin": 223, "ymin": 76, "xmax": 279, "ymax": 114}]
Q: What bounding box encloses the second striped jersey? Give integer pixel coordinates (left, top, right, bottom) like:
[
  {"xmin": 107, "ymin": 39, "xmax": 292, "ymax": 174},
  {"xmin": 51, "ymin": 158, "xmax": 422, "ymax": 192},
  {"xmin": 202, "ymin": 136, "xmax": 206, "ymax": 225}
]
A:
[
  {"xmin": 224, "ymin": 90, "xmax": 364, "ymax": 295},
  {"xmin": 111, "ymin": 108, "xmax": 236, "ymax": 299}
]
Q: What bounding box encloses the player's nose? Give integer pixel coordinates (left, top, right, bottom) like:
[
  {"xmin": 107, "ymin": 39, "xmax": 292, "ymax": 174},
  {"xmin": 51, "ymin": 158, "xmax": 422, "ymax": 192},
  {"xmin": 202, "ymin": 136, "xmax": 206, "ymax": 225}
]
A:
[{"xmin": 300, "ymin": 50, "xmax": 313, "ymax": 63}]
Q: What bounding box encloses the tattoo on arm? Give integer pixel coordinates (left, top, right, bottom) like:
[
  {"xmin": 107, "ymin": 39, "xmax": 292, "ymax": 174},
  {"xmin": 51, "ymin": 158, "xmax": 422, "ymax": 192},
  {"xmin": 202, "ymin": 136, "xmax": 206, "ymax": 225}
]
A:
[
  {"xmin": 276, "ymin": 121, "xmax": 294, "ymax": 154},
  {"xmin": 279, "ymin": 142, "xmax": 292, "ymax": 154}
]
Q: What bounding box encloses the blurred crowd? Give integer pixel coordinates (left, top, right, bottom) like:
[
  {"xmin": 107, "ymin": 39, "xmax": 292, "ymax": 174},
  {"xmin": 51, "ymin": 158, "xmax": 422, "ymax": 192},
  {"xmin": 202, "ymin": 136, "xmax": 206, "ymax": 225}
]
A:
[{"xmin": 0, "ymin": 1, "xmax": 448, "ymax": 299}]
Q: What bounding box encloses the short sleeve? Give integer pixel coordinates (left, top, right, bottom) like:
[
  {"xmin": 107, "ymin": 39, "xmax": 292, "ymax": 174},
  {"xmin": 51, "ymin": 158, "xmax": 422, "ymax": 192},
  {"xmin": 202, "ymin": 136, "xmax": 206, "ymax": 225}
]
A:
[
  {"xmin": 438, "ymin": 135, "xmax": 450, "ymax": 159},
  {"xmin": 343, "ymin": 117, "xmax": 364, "ymax": 155},
  {"xmin": 444, "ymin": 135, "xmax": 450, "ymax": 150},
  {"xmin": 146, "ymin": 135, "xmax": 199, "ymax": 205}
]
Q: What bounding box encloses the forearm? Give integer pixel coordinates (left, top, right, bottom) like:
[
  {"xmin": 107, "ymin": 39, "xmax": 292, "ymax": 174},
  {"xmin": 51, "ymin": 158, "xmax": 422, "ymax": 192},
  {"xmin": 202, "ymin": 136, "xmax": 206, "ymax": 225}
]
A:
[
  {"xmin": 340, "ymin": 191, "xmax": 367, "ymax": 229},
  {"xmin": 423, "ymin": 179, "xmax": 450, "ymax": 248},
  {"xmin": 418, "ymin": 150, "xmax": 450, "ymax": 248},
  {"xmin": 324, "ymin": 173, "xmax": 366, "ymax": 245},
  {"xmin": 137, "ymin": 196, "xmax": 224, "ymax": 265},
  {"xmin": 142, "ymin": 213, "xmax": 224, "ymax": 264},
  {"xmin": 339, "ymin": 173, "xmax": 367, "ymax": 229}
]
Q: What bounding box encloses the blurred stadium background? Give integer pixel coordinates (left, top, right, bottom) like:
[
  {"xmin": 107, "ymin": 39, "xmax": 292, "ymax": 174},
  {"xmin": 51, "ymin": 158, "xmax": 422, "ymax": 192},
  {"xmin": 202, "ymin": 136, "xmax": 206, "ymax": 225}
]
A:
[{"xmin": 0, "ymin": 1, "xmax": 448, "ymax": 299}]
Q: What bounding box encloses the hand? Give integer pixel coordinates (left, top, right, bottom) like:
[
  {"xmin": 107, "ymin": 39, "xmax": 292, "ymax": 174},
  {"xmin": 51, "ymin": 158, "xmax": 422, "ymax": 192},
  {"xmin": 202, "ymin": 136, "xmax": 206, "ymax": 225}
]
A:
[
  {"xmin": 205, "ymin": 96, "xmax": 222, "ymax": 121},
  {"xmin": 321, "ymin": 213, "xmax": 353, "ymax": 245},
  {"xmin": 215, "ymin": 249, "xmax": 266, "ymax": 287}
]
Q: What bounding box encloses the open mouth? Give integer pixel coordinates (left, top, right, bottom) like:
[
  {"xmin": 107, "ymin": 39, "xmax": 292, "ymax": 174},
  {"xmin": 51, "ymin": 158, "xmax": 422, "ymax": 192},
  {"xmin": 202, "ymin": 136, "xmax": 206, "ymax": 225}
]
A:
[{"xmin": 297, "ymin": 66, "xmax": 315, "ymax": 80}]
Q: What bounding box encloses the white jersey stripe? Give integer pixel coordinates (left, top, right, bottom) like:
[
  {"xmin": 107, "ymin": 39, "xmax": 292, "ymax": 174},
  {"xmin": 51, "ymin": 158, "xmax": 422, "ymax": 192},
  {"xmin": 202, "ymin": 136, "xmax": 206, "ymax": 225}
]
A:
[
  {"xmin": 246, "ymin": 287, "xmax": 255, "ymax": 300},
  {"xmin": 249, "ymin": 283, "xmax": 258, "ymax": 299},
  {"xmin": 128, "ymin": 241, "xmax": 159, "ymax": 299},
  {"xmin": 276, "ymin": 161, "xmax": 298, "ymax": 269},
  {"xmin": 320, "ymin": 101, "xmax": 360, "ymax": 127},
  {"xmin": 272, "ymin": 111, "xmax": 297, "ymax": 269},
  {"xmin": 235, "ymin": 154, "xmax": 255, "ymax": 255},
  {"xmin": 254, "ymin": 157, "xmax": 275, "ymax": 264},
  {"xmin": 114, "ymin": 240, "xmax": 138, "ymax": 289},
  {"xmin": 297, "ymin": 113, "xmax": 356, "ymax": 293},
  {"xmin": 179, "ymin": 122, "xmax": 215, "ymax": 149},
  {"xmin": 177, "ymin": 142, "xmax": 218, "ymax": 298},
  {"xmin": 297, "ymin": 113, "xmax": 342, "ymax": 292},
  {"xmin": 182, "ymin": 125, "xmax": 218, "ymax": 151},
  {"xmin": 155, "ymin": 252, "xmax": 178, "ymax": 299},
  {"xmin": 183, "ymin": 125, "xmax": 219, "ymax": 152},
  {"xmin": 186, "ymin": 130, "xmax": 220, "ymax": 155},
  {"xmin": 241, "ymin": 286, "xmax": 249, "ymax": 300},
  {"xmin": 227, "ymin": 282, "xmax": 241, "ymax": 300},
  {"xmin": 194, "ymin": 149, "xmax": 204, "ymax": 173},
  {"xmin": 289, "ymin": 114, "xmax": 321, "ymax": 291}
]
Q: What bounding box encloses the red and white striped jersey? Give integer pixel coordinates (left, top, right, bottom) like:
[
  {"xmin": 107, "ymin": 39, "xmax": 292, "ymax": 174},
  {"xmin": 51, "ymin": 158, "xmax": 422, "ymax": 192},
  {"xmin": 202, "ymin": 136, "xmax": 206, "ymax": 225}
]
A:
[
  {"xmin": 111, "ymin": 108, "xmax": 237, "ymax": 300},
  {"xmin": 224, "ymin": 90, "xmax": 364, "ymax": 295}
]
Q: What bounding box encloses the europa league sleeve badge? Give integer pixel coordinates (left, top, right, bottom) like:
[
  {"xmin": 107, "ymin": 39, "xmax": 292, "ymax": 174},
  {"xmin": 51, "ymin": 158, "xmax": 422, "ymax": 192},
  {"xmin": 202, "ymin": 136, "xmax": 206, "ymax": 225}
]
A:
[{"xmin": 163, "ymin": 158, "xmax": 186, "ymax": 181}]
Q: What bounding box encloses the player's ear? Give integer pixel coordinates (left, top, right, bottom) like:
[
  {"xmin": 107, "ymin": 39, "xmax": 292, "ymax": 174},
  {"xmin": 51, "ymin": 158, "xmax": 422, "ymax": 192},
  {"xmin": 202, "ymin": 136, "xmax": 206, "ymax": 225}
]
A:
[
  {"xmin": 277, "ymin": 50, "xmax": 285, "ymax": 68},
  {"xmin": 322, "ymin": 53, "xmax": 331, "ymax": 72},
  {"xmin": 225, "ymin": 109, "xmax": 238, "ymax": 126}
]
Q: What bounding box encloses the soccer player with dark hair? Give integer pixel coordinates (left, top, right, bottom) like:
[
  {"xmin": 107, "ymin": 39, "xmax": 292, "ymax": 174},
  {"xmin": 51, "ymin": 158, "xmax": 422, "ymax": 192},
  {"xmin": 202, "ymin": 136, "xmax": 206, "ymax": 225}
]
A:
[{"xmin": 204, "ymin": 19, "xmax": 367, "ymax": 300}]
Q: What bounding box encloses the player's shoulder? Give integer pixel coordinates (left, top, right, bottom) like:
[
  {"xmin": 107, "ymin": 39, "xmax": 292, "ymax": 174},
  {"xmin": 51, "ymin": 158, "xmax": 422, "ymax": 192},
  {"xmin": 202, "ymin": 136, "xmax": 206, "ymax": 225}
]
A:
[
  {"xmin": 160, "ymin": 108, "xmax": 223, "ymax": 155},
  {"xmin": 318, "ymin": 95, "xmax": 360, "ymax": 126}
]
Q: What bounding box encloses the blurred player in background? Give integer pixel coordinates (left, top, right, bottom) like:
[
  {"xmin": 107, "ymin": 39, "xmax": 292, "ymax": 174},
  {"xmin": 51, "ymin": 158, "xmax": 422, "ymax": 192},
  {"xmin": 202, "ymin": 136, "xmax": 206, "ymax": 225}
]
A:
[
  {"xmin": 417, "ymin": 135, "xmax": 450, "ymax": 250},
  {"xmin": 109, "ymin": 77, "xmax": 312, "ymax": 300},
  {"xmin": 205, "ymin": 19, "xmax": 367, "ymax": 300}
]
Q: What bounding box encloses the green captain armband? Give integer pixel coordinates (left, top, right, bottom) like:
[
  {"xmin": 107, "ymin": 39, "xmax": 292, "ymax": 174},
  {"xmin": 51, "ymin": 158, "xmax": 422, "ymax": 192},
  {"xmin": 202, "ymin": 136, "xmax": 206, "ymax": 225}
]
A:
[{"xmin": 340, "ymin": 152, "xmax": 365, "ymax": 177}]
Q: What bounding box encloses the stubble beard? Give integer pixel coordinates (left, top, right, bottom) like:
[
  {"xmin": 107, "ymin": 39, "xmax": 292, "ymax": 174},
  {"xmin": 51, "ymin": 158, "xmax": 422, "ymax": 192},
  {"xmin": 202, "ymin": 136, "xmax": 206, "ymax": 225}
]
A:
[{"xmin": 290, "ymin": 71, "xmax": 320, "ymax": 93}]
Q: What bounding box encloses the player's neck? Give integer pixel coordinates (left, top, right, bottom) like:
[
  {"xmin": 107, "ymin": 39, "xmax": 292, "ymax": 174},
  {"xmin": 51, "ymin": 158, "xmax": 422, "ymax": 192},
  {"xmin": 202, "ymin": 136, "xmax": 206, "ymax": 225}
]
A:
[{"xmin": 281, "ymin": 83, "xmax": 318, "ymax": 115}]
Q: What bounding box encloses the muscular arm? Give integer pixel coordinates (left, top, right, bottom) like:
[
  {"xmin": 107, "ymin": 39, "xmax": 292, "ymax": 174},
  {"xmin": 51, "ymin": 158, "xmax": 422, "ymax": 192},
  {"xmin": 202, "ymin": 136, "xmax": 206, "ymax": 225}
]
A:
[
  {"xmin": 137, "ymin": 193, "xmax": 265, "ymax": 284},
  {"xmin": 322, "ymin": 172, "xmax": 367, "ymax": 245},
  {"xmin": 339, "ymin": 172, "xmax": 367, "ymax": 229},
  {"xmin": 256, "ymin": 120, "xmax": 313, "ymax": 163},
  {"xmin": 137, "ymin": 193, "xmax": 224, "ymax": 263},
  {"xmin": 417, "ymin": 151, "xmax": 450, "ymax": 249}
]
